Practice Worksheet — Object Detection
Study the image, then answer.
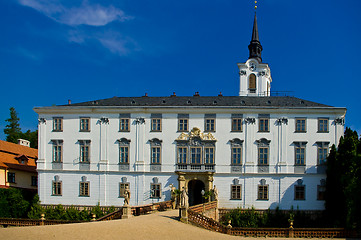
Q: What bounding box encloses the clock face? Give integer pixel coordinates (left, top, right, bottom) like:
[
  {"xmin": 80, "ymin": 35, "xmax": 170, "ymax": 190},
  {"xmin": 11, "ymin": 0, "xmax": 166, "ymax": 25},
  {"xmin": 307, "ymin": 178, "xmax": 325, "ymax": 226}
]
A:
[{"xmin": 249, "ymin": 62, "xmax": 256, "ymax": 71}]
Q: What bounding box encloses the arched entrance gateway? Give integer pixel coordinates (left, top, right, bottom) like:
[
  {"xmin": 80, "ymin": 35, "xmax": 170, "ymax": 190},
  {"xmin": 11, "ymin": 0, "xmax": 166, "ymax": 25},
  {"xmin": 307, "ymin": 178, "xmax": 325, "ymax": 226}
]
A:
[
  {"xmin": 188, "ymin": 180, "xmax": 205, "ymax": 206},
  {"xmin": 175, "ymin": 127, "xmax": 216, "ymax": 206},
  {"xmin": 177, "ymin": 172, "xmax": 214, "ymax": 207}
]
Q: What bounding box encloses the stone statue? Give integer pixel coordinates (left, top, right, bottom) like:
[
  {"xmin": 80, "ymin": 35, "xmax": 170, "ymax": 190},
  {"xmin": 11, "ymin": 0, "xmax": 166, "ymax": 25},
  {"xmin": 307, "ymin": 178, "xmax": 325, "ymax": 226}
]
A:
[
  {"xmin": 180, "ymin": 187, "xmax": 188, "ymax": 207},
  {"xmin": 124, "ymin": 185, "xmax": 130, "ymax": 206},
  {"xmin": 213, "ymin": 185, "xmax": 219, "ymax": 201},
  {"xmin": 170, "ymin": 185, "xmax": 176, "ymax": 201}
]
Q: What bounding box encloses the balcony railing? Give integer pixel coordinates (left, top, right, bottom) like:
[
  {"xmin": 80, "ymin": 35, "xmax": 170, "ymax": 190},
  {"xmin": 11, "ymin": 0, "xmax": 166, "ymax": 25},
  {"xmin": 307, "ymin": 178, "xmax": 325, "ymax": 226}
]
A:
[{"xmin": 176, "ymin": 164, "xmax": 215, "ymax": 172}]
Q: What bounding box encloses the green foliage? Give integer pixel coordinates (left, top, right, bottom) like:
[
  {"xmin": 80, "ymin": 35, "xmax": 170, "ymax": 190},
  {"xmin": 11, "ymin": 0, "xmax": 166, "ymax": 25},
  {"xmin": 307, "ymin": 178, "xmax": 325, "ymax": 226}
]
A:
[
  {"xmin": 202, "ymin": 190, "xmax": 212, "ymax": 201},
  {"xmin": 4, "ymin": 107, "xmax": 22, "ymax": 144},
  {"xmin": 0, "ymin": 188, "xmax": 31, "ymax": 218},
  {"xmin": 223, "ymin": 207, "xmax": 327, "ymax": 228},
  {"xmin": 27, "ymin": 194, "xmax": 43, "ymax": 219},
  {"xmin": 45, "ymin": 205, "xmax": 66, "ymax": 220},
  {"xmin": 91, "ymin": 204, "xmax": 104, "ymax": 219},
  {"xmin": 0, "ymin": 189, "xmax": 114, "ymax": 221},
  {"xmin": 105, "ymin": 206, "xmax": 116, "ymax": 215},
  {"xmin": 325, "ymin": 127, "xmax": 361, "ymax": 229},
  {"xmin": 20, "ymin": 130, "xmax": 38, "ymax": 149},
  {"xmin": 3, "ymin": 107, "xmax": 38, "ymax": 148}
]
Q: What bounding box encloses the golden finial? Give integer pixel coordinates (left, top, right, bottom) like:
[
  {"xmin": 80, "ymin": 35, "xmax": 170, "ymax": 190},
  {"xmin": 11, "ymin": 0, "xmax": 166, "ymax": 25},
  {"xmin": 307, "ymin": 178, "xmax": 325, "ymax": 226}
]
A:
[{"xmin": 254, "ymin": 1, "xmax": 258, "ymax": 10}]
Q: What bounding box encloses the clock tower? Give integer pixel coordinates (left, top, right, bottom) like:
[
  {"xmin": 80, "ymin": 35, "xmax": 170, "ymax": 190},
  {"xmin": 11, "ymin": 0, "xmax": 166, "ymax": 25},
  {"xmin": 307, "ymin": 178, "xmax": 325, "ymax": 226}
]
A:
[{"xmin": 238, "ymin": 14, "xmax": 272, "ymax": 96}]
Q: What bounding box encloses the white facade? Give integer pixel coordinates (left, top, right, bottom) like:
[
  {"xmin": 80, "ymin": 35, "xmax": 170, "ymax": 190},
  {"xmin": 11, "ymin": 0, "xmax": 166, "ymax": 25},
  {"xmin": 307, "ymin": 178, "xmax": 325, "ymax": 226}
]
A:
[{"xmin": 34, "ymin": 105, "xmax": 345, "ymax": 209}]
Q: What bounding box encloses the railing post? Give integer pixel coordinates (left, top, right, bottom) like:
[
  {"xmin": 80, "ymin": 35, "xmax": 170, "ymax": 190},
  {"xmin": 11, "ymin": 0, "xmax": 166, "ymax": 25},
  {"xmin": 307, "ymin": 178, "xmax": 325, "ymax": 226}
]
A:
[
  {"xmin": 40, "ymin": 213, "xmax": 45, "ymax": 226},
  {"xmin": 226, "ymin": 220, "xmax": 232, "ymax": 234}
]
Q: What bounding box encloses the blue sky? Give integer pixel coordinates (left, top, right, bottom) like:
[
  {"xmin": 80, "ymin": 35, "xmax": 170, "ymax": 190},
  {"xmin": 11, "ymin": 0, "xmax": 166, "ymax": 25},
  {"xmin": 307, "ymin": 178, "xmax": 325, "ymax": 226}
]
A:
[{"xmin": 1, "ymin": 0, "xmax": 361, "ymax": 140}]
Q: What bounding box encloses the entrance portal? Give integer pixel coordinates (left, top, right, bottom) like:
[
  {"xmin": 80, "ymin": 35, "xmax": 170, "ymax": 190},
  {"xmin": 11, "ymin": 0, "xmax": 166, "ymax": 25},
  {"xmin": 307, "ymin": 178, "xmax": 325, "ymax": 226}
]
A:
[{"xmin": 188, "ymin": 180, "xmax": 205, "ymax": 206}]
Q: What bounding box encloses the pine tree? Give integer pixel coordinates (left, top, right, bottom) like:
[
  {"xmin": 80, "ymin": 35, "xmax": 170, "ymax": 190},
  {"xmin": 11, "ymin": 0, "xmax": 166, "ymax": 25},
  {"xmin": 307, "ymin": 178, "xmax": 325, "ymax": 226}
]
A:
[
  {"xmin": 325, "ymin": 127, "xmax": 361, "ymax": 229},
  {"xmin": 4, "ymin": 107, "xmax": 22, "ymax": 144}
]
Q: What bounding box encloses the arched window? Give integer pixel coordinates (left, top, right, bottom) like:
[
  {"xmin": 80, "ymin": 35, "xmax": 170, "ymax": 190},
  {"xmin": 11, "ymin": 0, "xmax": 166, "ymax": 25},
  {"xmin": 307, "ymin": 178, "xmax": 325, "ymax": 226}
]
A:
[{"xmin": 249, "ymin": 74, "xmax": 256, "ymax": 93}]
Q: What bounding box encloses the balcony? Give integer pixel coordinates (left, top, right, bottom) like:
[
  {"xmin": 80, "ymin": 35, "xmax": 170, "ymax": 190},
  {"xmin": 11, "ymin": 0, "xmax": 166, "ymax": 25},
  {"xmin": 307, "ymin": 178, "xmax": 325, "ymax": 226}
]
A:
[{"xmin": 176, "ymin": 164, "xmax": 215, "ymax": 172}]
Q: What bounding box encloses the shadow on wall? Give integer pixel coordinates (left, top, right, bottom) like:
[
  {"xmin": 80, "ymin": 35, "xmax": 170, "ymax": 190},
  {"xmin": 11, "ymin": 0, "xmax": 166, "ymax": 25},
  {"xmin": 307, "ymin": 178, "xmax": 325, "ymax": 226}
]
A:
[{"xmin": 270, "ymin": 177, "xmax": 302, "ymax": 210}]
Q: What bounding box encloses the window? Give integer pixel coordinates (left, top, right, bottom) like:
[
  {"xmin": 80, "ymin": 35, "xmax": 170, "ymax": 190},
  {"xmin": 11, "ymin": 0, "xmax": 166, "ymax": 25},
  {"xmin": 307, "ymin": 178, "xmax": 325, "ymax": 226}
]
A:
[
  {"xmin": 294, "ymin": 142, "xmax": 307, "ymax": 166},
  {"xmin": 317, "ymin": 142, "xmax": 329, "ymax": 165},
  {"xmin": 151, "ymin": 147, "xmax": 161, "ymax": 164},
  {"xmin": 204, "ymin": 147, "xmax": 215, "ymax": 164},
  {"xmin": 151, "ymin": 118, "xmax": 161, "ymax": 132},
  {"xmin": 249, "ymin": 74, "xmax": 256, "ymax": 93},
  {"xmin": 119, "ymin": 183, "xmax": 130, "ymax": 197},
  {"xmin": 204, "ymin": 114, "xmax": 216, "ymax": 132},
  {"xmin": 232, "ymin": 118, "xmax": 243, "ymax": 132},
  {"xmin": 52, "ymin": 176, "xmax": 62, "ymax": 196},
  {"xmin": 79, "ymin": 140, "xmax": 90, "ymax": 163},
  {"xmin": 120, "ymin": 118, "xmax": 130, "ymax": 132},
  {"xmin": 151, "ymin": 183, "xmax": 161, "ymax": 198},
  {"xmin": 295, "ymin": 118, "xmax": 306, "ymax": 132},
  {"xmin": 230, "ymin": 138, "xmax": 243, "ymax": 166},
  {"xmin": 190, "ymin": 147, "xmax": 202, "ymax": 164},
  {"xmin": 318, "ymin": 118, "xmax": 329, "ymax": 132},
  {"xmin": 295, "ymin": 186, "xmax": 305, "ymax": 200},
  {"xmin": 80, "ymin": 117, "xmax": 90, "ymax": 131},
  {"xmin": 119, "ymin": 146, "xmax": 129, "ymax": 163},
  {"xmin": 259, "ymin": 118, "xmax": 269, "ymax": 132},
  {"xmin": 178, "ymin": 119, "xmax": 188, "ymax": 132},
  {"xmin": 79, "ymin": 177, "xmax": 89, "ymax": 197},
  {"xmin": 151, "ymin": 114, "xmax": 162, "ymax": 132},
  {"xmin": 177, "ymin": 147, "xmax": 188, "ymax": 164},
  {"xmin": 149, "ymin": 138, "xmax": 162, "ymax": 164},
  {"xmin": 31, "ymin": 176, "xmax": 38, "ymax": 186},
  {"xmin": 317, "ymin": 179, "xmax": 326, "ymax": 200},
  {"xmin": 178, "ymin": 114, "xmax": 189, "ymax": 132},
  {"xmin": 294, "ymin": 179, "xmax": 305, "ymax": 200},
  {"xmin": 52, "ymin": 140, "xmax": 63, "ymax": 163},
  {"xmin": 205, "ymin": 119, "xmax": 215, "ymax": 131},
  {"xmin": 231, "ymin": 185, "xmax": 242, "ymax": 200},
  {"xmin": 232, "ymin": 147, "xmax": 242, "ymax": 165},
  {"xmin": 117, "ymin": 138, "xmax": 130, "ymax": 164},
  {"xmin": 256, "ymin": 138, "xmax": 270, "ymax": 166},
  {"xmin": 258, "ymin": 185, "xmax": 268, "ymax": 200},
  {"xmin": 258, "ymin": 147, "xmax": 269, "ymax": 165},
  {"xmin": 7, "ymin": 172, "xmax": 15, "ymax": 183},
  {"xmin": 53, "ymin": 117, "xmax": 63, "ymax": 131}
]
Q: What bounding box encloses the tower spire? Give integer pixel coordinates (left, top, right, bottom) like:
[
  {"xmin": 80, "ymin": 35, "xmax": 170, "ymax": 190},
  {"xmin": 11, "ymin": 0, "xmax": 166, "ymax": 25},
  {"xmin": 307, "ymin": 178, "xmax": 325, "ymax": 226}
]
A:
[{"xmin": 248, "ymin": 3, "xmax": 263, "ymax": 63}]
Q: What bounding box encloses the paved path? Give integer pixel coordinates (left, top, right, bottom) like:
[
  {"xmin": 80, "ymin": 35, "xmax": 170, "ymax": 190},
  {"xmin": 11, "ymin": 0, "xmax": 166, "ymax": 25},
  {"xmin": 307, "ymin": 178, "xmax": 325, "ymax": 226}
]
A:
[{"xmin": 0, "ymin": 210, "xmax": 347, "ymax": 240}]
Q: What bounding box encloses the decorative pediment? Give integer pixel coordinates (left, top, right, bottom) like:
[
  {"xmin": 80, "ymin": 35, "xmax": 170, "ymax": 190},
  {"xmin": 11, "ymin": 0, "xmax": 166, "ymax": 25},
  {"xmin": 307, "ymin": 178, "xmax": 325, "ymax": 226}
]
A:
[{"xmin": 176, "ymin": 127, "xmax": 216, "ymax": 141}]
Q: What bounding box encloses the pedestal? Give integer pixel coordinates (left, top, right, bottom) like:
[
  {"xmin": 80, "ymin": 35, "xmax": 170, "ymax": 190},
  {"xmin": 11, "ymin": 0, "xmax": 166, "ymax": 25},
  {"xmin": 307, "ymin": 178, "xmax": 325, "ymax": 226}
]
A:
[
  {"xmin": 180, "ymin": 207, "xmax": 188, "ymax": 223},
  {"xmin": 121, "ymin": 206, "xmax": 133, "ymax": 219}
]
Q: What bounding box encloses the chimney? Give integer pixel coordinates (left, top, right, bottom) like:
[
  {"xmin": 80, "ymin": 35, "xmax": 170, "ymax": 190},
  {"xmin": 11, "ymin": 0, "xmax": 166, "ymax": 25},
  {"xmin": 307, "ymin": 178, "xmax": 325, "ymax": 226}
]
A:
[
  {"xmin": 170, "ymin": 92, "xmax": 176, "ymax": 97},
  {"xmin": 218, "ymin": 92, "xmax": 223, "ymax": 96},
  {"xmin": 194, "ymin": 92, "xmax": 200, "ymax": 96},
  {"xmin": 68, "ymin": 99, "xmax": 71, "ymax": 105},
  {"xmin": 18, "ymin": 139, "xmax": 30, "ymax": 147}
]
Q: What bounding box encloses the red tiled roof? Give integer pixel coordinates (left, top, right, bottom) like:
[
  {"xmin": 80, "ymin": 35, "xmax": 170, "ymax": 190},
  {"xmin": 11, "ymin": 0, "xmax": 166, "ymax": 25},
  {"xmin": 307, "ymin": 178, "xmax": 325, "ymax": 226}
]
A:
[
  {"xmin": 0, "ymin": 140, "xmax": 37, "ymax": 159},
  {"xmin": 0, "ymin": 140, "xmax": 37, "ymax": 169}
]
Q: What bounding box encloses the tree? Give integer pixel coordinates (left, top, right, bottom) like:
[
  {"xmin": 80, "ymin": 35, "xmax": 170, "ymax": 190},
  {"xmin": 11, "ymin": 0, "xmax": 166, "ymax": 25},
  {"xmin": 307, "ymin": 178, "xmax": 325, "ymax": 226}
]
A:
[
  {"xmin": 325, "ymin": 127, "xmax": 361, "ymax": 229},
  {"xmin": 4, "ymin": 107, "xmax": 22, "ymax": 144},
  {"xmin": 3, "ymin": 107, "xmax": 38, "ymax": 148},
  {"xmin": 21, "ymin": 129, "xmax": 38, "ymax": 149}
]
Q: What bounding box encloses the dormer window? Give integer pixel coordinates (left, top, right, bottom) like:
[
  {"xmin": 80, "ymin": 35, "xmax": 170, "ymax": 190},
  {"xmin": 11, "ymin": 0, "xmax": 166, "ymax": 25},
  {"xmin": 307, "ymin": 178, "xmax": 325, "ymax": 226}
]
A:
[{"xmin": 15, "ymin": 155, "xmax": 29, "ymax": 165}]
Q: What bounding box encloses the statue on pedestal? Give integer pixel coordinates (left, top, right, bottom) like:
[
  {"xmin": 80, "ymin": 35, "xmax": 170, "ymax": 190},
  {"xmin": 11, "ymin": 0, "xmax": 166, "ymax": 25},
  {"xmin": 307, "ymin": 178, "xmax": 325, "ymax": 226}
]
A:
[
  {"xmin": 124, "ymin": 185, "xmax": 130, "ymax": 206},
  {"xmin": 213, "ymin": 185, "xmax": 219, "ymax": 201},
  {"xmin": 181, "ymin": 187, "xmax": 188, "ymax": 208}
]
